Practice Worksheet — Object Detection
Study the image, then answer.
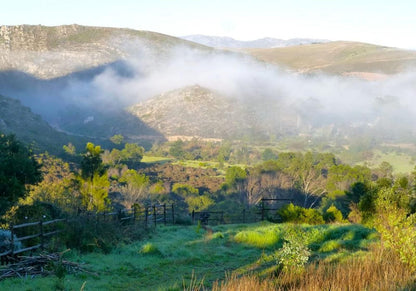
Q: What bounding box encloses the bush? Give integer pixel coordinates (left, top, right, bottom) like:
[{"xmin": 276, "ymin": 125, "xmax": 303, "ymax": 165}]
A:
[
  {"xmin": 373, "ymin": 188, "xmax": 416, "ymax": 271},
  {"xmin": 274, "ymin": 226, "xmax": 310, "ymax": 273},
  {"xmin": 139, "ymin": 243, "xmax": 161, "ymax": 255},
  {"xmin": 62, "ymin": 215, "xmax": 145, "ymax": 253},
  {"xmin": 277, "ymin": 203, "xmax": 324, "ymax": 225},
  {"xmin": 0, "ymin": 229, "xmax": 22, "ymax": 253},
  {"xmin": 323, "ymin": 205, "xmax": 344, "ymax": 223}
]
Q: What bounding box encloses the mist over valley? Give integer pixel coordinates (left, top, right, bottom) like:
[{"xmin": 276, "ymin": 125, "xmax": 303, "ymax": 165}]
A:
[{"xmin": 1, "ymin": 25, "xmax": 416, "ymax": 152}]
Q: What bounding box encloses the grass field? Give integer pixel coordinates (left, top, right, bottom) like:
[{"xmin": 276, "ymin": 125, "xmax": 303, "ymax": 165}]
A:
[
  {"xmin": 0, "ymin": 222, "xmax": 378, "ymax": 291},
  {"xmin": 141, "ymin": 155, "xmax": 173, "ymax": 165}
]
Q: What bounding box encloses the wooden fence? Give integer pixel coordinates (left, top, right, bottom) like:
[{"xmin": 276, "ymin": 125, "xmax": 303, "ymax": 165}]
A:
[
  {"xmin": 0, "ymin": 198, "xmax": 294, "ymax": 264},
  {"xmin": 0, "ymin": 218, "xmax": 65, "ymax": 264}
]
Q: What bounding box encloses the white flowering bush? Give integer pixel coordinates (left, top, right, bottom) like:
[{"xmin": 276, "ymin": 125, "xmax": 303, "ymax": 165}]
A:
[{"xmin": 274, "ymin": 226, "xmax": 311, "ymax": 273}]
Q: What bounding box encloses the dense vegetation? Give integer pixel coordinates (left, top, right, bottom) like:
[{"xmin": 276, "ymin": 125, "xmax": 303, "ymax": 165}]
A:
[{"xmin": 0, "ymin": 133, "xmax": 415, "ymax": 289}]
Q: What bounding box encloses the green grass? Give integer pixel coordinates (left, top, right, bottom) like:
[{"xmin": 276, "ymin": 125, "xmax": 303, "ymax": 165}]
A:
[
  {"xmin": 0, "ymin": 222, "xmax": 377, "ymax": 290},
  {"xmin": 141, "ymin": 155, "xmax": 173, "ymax": 165},
  {"xmin": 355, "ymin": 150, "xmax": 415, "ymax": 174}
]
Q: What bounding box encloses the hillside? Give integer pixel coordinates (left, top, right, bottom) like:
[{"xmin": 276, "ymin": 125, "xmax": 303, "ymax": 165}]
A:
[
  {"xmin": 0, "ymin": 94, "xmax": 84, "ymax": 153},
  {"xmin": 129, "ymin": 85, "xmax": 261, "ymax": 139},
  {"xmin": 0, "ymin": 24, "xmax": 208, "ymax": 79},
  {"xmin": 244, "ymin": 41, "xmax": 416, "ymax": 76},
  {"xmin": 181, "ymin": 35, "xmax": 328, "ymax": 48}
]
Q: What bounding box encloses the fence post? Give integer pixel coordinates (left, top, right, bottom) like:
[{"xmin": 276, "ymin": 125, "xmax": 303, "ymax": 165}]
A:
[
  {"xmin": 163, "ymin": 204, "xmax": 166, "ymax": 225},
  {"xmin": 153, "ymin": 205, "xmax": 157, "ymax": 227},
  {"xmin": 221, "ymin": 211, "xmax": 224, "ymax": 224},
  {"xmin": 145, "ymin": 207, "xmax": 148, "ymax": 227},
  {"xmin": 40, "ymin": 220, "xmax": 44, "ymax": 251},
  {"xmin": 192, "ymin": 210, "xmax": 195, "ymax": 224},
  {"xmin": 261, "ymin": 198, "xmax": 265, "ymax": 221},
  {"xmin": 171, "ymin": 204, "xmax": 175, "ymax": 224},
  {"xmin": 133, "ymin": 207, "xmax": 136, "ymax": 223},
  {"xmin": 10, "ymin": 224, "xmax": 14, "ymax": 256},
  {"xmin": 243, "ymin": 209, "xmax": 246, "ymax": 224}
]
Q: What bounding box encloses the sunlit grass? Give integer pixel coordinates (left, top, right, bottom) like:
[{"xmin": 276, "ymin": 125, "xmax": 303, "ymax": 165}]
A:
[
  {"xmin": 0, "ymin": 222, "xmax": 378, "ymax": 291},
  {"xmin": 141, "ymin": 155, "xmax": 173, "ymax": 164}
]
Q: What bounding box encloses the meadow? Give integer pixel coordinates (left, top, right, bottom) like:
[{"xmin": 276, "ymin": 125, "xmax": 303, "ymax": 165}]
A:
[{"xmin": 0, "ymin": 222, "xmax": 393, "ymax": 291}]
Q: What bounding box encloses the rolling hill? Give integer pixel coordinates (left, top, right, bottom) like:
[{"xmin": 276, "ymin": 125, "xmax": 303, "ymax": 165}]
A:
[
  {"xmin": 181, "ymin": 35, "xmax": 328, "ymax": 49},
  {"xmin": 244, "ymin": 41, "xmax": 416, "ymax": 77},
  {"xmin": 1, "ymin": 25, "xmax": 416, "ymax": 150},
  {"xmin": 129, "ymin": 85, "xmax": 263, "ymax": 139}
]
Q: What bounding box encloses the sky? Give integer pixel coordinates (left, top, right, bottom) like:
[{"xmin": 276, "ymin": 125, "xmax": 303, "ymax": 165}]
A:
[{"xmin": 1, "ymin": 0, "xmax": 416, "ymax": 49}]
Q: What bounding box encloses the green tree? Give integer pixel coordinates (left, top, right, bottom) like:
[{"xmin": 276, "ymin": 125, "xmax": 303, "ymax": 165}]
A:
[
  {"xmin": 27, "ymin": 154, "xmax": 80, "ymax": 213},
  {"xmin": 79, "ymin": 173, "xmax": 110, "ymax": 212},
  {"xmin": 118, "ymin": 170, "xmax": 149, "ymax": 208},
  {"xmin": 79, "ymin": 142, "xmax": 109, "ymax": 212},
  {"xmin": 169, "ymin": 140, "xmax": 185, "ymax": 159},
  {"xmin": 110, "ymin": 134, "xmax": 124, "ymax": 145},
  {"xmin": 373, "ymin": 188, "xmax": 416, "ymax": 271},
  {"xmin": 262, "ymin": 148, "xmax": 277, "ymax": 161},
  {"xmin": 0, "ymin": 134, "xmax": 41, "ymax": 214},
  {"xmin": 120, "ymin": 143, "xmax": 144, "ymax": 168},
  {"xmin": 81, "ymin": 142, "xmax": 105, "ymax": 179},
  {"xmin": 172, "ymin": 183, "xmax": 199, "ymax": 197}
]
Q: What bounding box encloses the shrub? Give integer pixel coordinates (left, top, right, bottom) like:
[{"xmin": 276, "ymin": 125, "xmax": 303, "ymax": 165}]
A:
[
  {"xmin": 323, "ymin": 205, "xmax": 344, "ymax": 223},
  {"xmin": 274, "ymin": 226, "xmax": 310, "ymax": 273},
  {"xmin": 373, "ymin": 188, "xmax": 416, "ymax": 271},
  {"xmin": 0, "ymin": 229, "xmax": 22, "ymax": 253},
  {"xmin": 139, "ymin": 242, "xmax": 160, "ymax": 255},
  {"xmin": 277, "ymin": 203, "xmax": 324, "ymax": 225}
]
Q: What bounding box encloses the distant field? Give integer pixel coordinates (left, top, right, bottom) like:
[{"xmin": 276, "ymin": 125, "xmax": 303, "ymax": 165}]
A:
[
  {"xmin": 141, "ymin": 155, "xmax": 173, "ymax": 164},
  {"xmin": 0, "ymin": 222, "xmax": 377, "ymax": 290},
  {"xmin": 358, "ymin": 150, "xmax": 415, "ymax": 174}
]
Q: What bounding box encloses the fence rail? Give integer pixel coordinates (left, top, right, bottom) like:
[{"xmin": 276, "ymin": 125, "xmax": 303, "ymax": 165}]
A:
[{"xmin": 1, "ymin": 198, "xmax": 294, "ymax": 265}]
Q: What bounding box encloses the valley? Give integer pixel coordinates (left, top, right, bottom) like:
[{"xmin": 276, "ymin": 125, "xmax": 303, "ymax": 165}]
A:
[{"xmin": 0, "ymin": 24, "xmax": 416, "ymax": 290}]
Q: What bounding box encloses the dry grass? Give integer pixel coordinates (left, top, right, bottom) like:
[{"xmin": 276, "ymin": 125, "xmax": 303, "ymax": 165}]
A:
[{"xmin": 213, "ymin": 246, "xmax": 415, "ymax": 291}]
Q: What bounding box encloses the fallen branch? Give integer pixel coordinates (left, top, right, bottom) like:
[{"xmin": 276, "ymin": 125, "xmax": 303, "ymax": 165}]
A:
[{"xmin": 0, "ymin": 251, "xmax": 97, "ymax": 280}]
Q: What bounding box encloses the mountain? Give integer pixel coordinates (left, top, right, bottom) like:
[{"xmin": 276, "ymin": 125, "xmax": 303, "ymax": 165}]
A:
[
  {"xmin": 244, "ymin": 41, "xmax": 416, "ymax": 76},
  {"xmin": 0, "ymin": 94, "xmax": 86, "ymax": 153},
  {"xmin": 181, "ymin": 35, "xmax": 329, "ymax": 49},
  {"xmin": 0, "ymin": 25, "xmax": 210, "ymax": 144},
  {"xmin": 129, "ymin": 85, "xmax": 263, "ymax": 139},
  {"xmin": 0, "ymin": 24, "xmax": 208, "ymax": 79}
]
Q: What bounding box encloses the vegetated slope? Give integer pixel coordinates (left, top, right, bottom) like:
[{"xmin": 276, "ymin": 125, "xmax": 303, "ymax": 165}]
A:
[
  {"xmin": 0, "ymin": 24, "xmax": 208, "ymax": 79},
  {"xmin": 0, "ymin": 94, "xmax": 84, "ymax": 153},
  {"xmin": 130, "ymin": 85, "xmax": 263, "ymax": 139},
  {"xmin": 181, "ymin": 34, "xmax": 329, "ymax": 49},
  {"xmin": 0, "ymin": 25, "xmax": 193, "ymax": 143},
  {"xmin": 245, "ymin": 41, "xmax": 416, "ymax": 76}
]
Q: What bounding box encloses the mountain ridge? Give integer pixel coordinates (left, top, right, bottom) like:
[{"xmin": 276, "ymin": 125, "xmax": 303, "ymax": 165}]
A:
[{"xmin": 181, "ymin": 34, "xmax": 329, "ymax": 48}]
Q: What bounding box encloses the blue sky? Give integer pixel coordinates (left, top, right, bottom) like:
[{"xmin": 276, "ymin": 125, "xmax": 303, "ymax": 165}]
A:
[{"xmin": 2, "ymin": 0, "xmax": 415, "ymax": 49}]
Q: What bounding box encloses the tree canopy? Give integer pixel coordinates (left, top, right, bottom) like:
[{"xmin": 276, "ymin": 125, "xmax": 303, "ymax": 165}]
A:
[{"xmin": 0, "ymin": 134, "xmax": 41, "ymax": 214}]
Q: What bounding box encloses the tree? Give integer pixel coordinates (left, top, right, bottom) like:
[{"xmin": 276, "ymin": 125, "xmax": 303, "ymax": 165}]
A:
[
  {"xmin": 26, "ymin": 154, "xmax": 80, "ymax": 213},
  {"xmin": 79, "ymin": 142, "xmax": 109, "ymax": 212},
  {"xmin": 80, "ymin": 142, "xmax": 105, "ymax": 179},
  {"xmin": 110, "ymin": 134, "xmax": 124, "ymax": 145},
  {"xmin": 169, "ymin": 140, "xmax": 185, "ymax": 159},
  {"xmin": 120, "ymin": 143, "xmax": 144, "ymax": 168},
  {"xmin": 262, "ymin": 148, "xmax": 277, "ymax": 161},
  {"xmin": 0, "ymin": 134, "xmax": 41, "ymax": 214},
  {"xmin": 373, "ymin": 188, "xmax": 416, "ymax": 271},
  {"xmin": 225, "ymin": 166, "xmax": 248, "ymax": 204},
  {"xmin": 79, "ymin": 173, "xmax": 110, "ymax": 212},
  {"xmin": 118, "ymin": 170, "xmax": 149, "ymax": 208}
]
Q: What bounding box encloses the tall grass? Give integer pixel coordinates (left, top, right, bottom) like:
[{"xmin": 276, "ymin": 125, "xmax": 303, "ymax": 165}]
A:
[{"xmin": 214, "ymin": 246, "xmax": 415, "ymax": 290}]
